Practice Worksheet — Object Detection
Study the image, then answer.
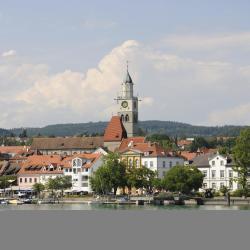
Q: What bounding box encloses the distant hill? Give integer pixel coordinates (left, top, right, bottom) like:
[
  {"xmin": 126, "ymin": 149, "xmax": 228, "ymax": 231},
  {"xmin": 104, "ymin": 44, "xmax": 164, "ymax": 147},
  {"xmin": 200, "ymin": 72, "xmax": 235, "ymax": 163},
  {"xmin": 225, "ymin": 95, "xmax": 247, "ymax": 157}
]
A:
[{"xmin": 5, "ymin": 120, "xmax": 249, "ymax": 138}]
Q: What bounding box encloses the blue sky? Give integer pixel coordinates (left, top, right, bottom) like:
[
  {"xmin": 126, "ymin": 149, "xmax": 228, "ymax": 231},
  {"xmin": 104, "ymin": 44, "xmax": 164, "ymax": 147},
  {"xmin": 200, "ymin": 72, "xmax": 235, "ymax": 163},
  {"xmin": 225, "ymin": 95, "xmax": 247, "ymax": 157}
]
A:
[{"xmin": 1, "ymin": 0, "xmax": 250, "ymax": 128}]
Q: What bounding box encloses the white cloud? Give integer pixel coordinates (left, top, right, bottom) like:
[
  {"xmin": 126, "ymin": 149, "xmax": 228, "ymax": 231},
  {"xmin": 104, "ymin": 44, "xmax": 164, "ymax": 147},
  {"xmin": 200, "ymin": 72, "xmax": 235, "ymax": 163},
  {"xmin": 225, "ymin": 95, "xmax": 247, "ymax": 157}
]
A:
[
  {"xmin": 2, "ymin": 50, "xmax": 17, "ymax": 57},
  {"xmin": 162, "ymin": 32, "xmax": 250, "ymax": 50}
]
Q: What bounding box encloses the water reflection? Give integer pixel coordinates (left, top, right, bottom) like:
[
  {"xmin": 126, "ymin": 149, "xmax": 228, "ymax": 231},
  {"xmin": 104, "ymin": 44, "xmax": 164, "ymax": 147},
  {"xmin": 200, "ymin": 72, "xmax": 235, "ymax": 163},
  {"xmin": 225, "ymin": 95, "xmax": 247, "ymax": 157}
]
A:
[{"xmin": 1, "ymin": 204, "xmax": 250, "ymax": 211}]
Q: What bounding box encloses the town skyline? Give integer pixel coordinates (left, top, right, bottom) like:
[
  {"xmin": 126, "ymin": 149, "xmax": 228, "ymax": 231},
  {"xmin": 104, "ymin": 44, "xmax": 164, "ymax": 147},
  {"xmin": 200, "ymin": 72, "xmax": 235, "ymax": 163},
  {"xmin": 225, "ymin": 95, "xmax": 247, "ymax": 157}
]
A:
[{"xmin": 1, "ymin": 1, "xmax": 250, "ymax": 128}]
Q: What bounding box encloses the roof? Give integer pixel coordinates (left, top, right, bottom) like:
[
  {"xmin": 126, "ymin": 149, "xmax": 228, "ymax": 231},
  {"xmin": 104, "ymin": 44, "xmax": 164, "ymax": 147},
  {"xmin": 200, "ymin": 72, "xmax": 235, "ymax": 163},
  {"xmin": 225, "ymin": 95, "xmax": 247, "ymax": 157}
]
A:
[
  {"xmin": 180, "ymin": 151, "xmax": 197, "ymax": 161},
  {"xmin": 31, "ymin": 137, "xmax": 104, "ymax": 150},
  {"xmin": 124, "ymin": 70, "xmax": 133, "ymax": 83},
  {"xmin": 118, "ymin": 137, "xmax": 146, "ymax": 151},
  {"xmin": 119, "ymin": 142, "xmax": 175, "ymax": 157},
  {"xmin": 104, "ymin": 116, "xmax": 127, "ymax": 142},
  {"xmin": 0, "ymin": 161, "xmax": 21, "ymax": 176},
  {"xmin": 0, "ymin": 146, "xmax": 30, "ymax": 155},
  {"xmin": 61, "ymin": 153, "xmax": 102, "ymax": 168}
]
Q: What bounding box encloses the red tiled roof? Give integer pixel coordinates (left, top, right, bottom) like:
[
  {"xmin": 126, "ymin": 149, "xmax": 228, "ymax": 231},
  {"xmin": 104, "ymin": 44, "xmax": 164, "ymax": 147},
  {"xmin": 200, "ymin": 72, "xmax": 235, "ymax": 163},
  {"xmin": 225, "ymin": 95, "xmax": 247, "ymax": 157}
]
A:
[
  {"xmin": 104, "ymin": 116, "xmax": 127, "ymax": 142},
  {"xmin": 119, "ymin": 142, "xmax": 174, "ymax": 157},
  {"xmin": 0, "ymin": 146, "xmax": 30, "ymax": 155},
  {"xmin": 118, "ymin": 137, "xmax": 146, "ymax": 151},
  {"xmin": 180, "ymin": 151, "xmax": 197, "ymax": 161}
]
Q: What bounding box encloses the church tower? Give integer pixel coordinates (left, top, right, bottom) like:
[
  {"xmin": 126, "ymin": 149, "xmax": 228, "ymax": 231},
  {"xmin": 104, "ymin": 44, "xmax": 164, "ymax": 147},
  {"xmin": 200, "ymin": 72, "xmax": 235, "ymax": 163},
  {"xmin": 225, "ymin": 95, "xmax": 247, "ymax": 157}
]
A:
[{"xmin": 116, "ymin": 66, "xmax": 139, "ymax": 137}]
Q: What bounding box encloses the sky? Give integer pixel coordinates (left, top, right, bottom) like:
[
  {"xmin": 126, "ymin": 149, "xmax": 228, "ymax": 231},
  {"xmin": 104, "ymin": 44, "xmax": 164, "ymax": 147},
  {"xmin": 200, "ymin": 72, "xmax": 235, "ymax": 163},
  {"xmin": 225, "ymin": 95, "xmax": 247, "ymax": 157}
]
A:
[{"xmin": 1, "ymin": 0, "xmax": 250, "ymax": 128}]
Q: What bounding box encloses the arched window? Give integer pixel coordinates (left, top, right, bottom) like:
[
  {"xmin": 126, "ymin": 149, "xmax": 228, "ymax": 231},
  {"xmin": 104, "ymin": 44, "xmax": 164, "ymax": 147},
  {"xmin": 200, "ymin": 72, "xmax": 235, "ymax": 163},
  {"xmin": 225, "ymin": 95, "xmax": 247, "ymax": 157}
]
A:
[
  {"xmin": 129, "ymin": 159, "xmax": 133, "ymax": 168},
  {"xmin": 121, "ymin": 114, "xmax": 124, "ymax": 122},
  {"xmin": 135, "ymin": 159, "xmax": 139, "ymax": 168},
  {"xmin": 125, "ymin": 114, "xmax": 129, "ymax": 122}
]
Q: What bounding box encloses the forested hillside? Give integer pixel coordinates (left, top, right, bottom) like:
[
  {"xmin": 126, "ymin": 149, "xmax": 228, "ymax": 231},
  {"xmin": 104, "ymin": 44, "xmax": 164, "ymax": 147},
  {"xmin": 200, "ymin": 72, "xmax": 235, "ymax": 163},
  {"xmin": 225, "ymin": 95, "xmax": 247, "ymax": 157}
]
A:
[{"xmin": 3, "ymin": 121, "xmax": 248, "ymax": 138}]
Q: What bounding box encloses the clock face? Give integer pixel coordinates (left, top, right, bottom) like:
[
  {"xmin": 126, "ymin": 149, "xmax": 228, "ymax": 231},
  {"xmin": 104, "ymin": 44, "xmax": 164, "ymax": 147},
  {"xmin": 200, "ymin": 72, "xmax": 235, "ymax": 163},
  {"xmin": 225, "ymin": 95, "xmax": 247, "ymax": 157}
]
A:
[{"xmin": 121, "ymin": 101, "xmax": 128, "ymax": 108}]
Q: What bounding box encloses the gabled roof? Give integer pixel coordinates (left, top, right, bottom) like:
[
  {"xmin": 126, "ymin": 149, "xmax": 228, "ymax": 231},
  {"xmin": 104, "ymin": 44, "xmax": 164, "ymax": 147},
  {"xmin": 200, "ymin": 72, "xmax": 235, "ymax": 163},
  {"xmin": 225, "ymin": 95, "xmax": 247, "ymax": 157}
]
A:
[
  {"xmin": 104, "ymin": 116, "xmax": 127, "ymax": 142},
  {"xmin": 119, "ymin": 142, "xmax": 174, "ymax": 157},
  {"xmin": 118, "ymin": 137, "xmax": 146, "ymax": 151},
  {"xmin": 31, "ymin": 137, "xmax": 104, "ymax": 150}
]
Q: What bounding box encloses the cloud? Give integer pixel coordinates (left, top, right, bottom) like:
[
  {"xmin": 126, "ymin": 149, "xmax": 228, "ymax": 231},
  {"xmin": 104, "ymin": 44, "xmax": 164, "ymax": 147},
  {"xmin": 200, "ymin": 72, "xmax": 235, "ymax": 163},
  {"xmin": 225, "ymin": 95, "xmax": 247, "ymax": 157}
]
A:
[
  {"xmin": 1, "ymin": 37, "xmax": 250, "ymax": 128},
  {"xmin": 208, "ymin": 103, "xmax": 250, "ymax": 126},
  {"xmin": 2, "ymin": 50, "xmax": 17, "ymax": 57},
  {"xmin": 162, "ymin": 32, "xmax": 250, "ymax": 50}
]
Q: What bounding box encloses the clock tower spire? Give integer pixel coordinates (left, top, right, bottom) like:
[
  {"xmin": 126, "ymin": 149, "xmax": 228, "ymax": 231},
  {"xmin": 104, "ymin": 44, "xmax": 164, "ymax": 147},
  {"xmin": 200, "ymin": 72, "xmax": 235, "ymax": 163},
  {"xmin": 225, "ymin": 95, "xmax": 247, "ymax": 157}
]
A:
[{"xmin": 116, "ymin": 64, "xmax": 139, "ymax": 137}]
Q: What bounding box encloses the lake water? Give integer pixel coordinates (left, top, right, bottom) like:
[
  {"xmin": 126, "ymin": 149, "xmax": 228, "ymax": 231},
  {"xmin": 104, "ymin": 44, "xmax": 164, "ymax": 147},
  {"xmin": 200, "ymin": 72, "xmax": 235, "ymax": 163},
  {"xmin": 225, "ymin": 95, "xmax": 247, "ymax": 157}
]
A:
[{"xmin": 1, "ymin": 204, "xmax": 250, "ymax": 210}]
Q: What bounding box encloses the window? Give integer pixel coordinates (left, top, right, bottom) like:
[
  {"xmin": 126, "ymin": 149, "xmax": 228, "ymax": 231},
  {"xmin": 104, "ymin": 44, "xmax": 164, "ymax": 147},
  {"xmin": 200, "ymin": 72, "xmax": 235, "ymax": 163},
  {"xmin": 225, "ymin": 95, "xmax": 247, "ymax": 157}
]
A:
[
  {"xmin": 220, "ymin": 182, "xmax": 224, "ymax": 188},
  {"xmin": 220, "ymin": 160, "xmax": 224, "ymax": 166},
  {"xmin": 25, "ymin": 178, "xmax": 27, "ymax": 183},
  {"xmin": 144, "ymin": 161, "xmax": 148, "ymax": 167},
  {"xmin": 65, "ymin": 169, "xmax": 68, "ymax": 173},
  {"xmin": 150, "ymin": 161, "xmax": 153, "ymax": 167},
  {"xmin": 202, "ymin": 170, "xmax": 207, "ymax": 179},
  {"xmin": 34, "ymin": 178, "xmax": 37, "ymax": 183},
  {"xmin": 162, "ymin": 161, "xmax": 166, "ymax": 168},
  {"xmin": 73, "ymin": 178, "xmax": 78, "ymax": 182},
  {"xmin": 125, "ymin": 114, "xmax": 129, "ymax": 122},
  {"xmin": 20, "ymin": 178, "xmax": 22, "ymax": 183},
  {"xmin": 129, "ymin": 159, "xmax": 133, "ymax": 168},
  {"xmin": 162, "ymin": 171, "xmax": 166, "ymax": 177},
  {"xmin": 212, "ymin": 183, "xmax": 216, "ymax": 189},
  {"xmin": 135, "ymin": 159, "xmax": 139, "ymax": 168},
  {"xmin": 29, "ymin": 178, "xmax": 32, "ymax": 183},
  {"xmin": 121, "ymin": 115, "xmax": 124, "ymax": 122},
  {"xmin": 69, "ymin": 169, "xmax": 72, "ymax": 172},
  {"xmin": 229, "ymin": 182, "xmax": 233, "ymax": 189},
  {"xmin": 220, "ymin": 170, "xmax": 224, "ymax": 179},
  {"xmin": 85, "ymin": 168, "xmax": 89, "ymax": 172},
  {"xmin": 176, "ymin": 161, "xmax": 179, "ymax": 166},
  {"xmin": 229, "ymin": 170, "xmax": 233, "ymax": 178},
  {"xmin": 203, "ymin": 183, "xmax": 207, "ymax": 189},
  {"xmin": 82, "ymin": 183, "xmax": 88, "ymax": 187},
  {"xmin": 169, "ymin": 161, "xmax": 172, "ymax": 168},
  {"xmin": 212, "ymin": 161, "xmax": 215, "ymax": 166},
  {"xmin": 82, "ymin": 176, "xmax": 88, "ymax": 181},
  {"xmin": 73, "ymin": 169, "xmax": 77, "ymax": 174},
  {"xmin": 212, "ymin": 170, "xmax": 216, "ymax": 179}
]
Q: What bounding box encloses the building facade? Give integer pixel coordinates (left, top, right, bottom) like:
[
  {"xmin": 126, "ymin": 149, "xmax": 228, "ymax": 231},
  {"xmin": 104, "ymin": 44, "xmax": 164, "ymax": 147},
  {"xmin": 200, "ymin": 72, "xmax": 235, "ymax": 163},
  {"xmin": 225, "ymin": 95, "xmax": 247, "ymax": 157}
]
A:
[
  {"xmin": 63, "ymin": 153, "xmax": 103, "ymax": 193},
  {"xmin": 193, "ymin": 153, "xmax": 239, "ymax": 191}
]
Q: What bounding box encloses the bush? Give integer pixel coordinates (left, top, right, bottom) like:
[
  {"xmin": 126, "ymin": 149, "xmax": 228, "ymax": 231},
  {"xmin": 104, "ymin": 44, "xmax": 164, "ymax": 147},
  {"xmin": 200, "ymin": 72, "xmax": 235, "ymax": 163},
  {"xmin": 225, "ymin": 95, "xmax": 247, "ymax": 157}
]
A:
[
  {"xmin": 231, "ymin": 189, "xmax": 249, "ymax": 197},
  {"xmin": 154, "ymin": 192, "xmax": 174, "ymax": 201}
]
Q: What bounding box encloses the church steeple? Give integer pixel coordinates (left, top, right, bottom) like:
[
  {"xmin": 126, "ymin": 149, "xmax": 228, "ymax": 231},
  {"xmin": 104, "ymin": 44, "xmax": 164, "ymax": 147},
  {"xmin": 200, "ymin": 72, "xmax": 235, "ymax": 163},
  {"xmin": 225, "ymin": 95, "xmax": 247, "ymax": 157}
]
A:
[{"xmin": 116, "ymin": 63, "xmax": 139, "ymax": 137}]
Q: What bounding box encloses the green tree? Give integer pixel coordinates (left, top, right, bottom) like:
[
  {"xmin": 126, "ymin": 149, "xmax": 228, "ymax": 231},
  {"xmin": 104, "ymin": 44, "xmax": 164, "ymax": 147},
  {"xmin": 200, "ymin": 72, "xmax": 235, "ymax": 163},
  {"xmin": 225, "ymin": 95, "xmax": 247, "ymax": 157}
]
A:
[
  {"xmin": 126, "ymin": 166, "xmax": 156, "ymax": 194},
  {"xmin": 233, "ymin": 128, "xmax": 250, "ymax": 198},
  {"xmin": 190, "ymin": 137, "xmax": 209, "ymax": 152},
  {"xmin": 162, "ymin": 165, "xmax": 204, "ymax": 194},
  {"xmin": 32, "ymin": 183, "xmax": 45, "ymax": 199},
  {"xmin": 46, "ymin": 176, "xmax": 72, "ymax": 198},
  {"xmin": 90, "ymin": 153, "xmax": 127, "ymax": 195}
]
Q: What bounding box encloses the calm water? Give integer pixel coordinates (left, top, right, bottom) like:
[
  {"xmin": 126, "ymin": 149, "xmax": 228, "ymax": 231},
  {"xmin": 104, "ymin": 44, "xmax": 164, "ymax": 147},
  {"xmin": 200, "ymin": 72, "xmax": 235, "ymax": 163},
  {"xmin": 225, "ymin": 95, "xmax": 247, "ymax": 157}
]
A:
[{"xmin": 1, "ymin": 204, "xmax": 250, "ymax": 210}]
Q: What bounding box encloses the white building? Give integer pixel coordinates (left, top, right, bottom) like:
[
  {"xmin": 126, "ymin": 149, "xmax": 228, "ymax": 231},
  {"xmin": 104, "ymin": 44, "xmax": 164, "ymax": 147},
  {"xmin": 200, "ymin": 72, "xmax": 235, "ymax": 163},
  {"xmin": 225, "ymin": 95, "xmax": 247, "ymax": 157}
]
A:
[
  {"xmin": 63, "ymin": 153, "xmax": 103, "ymax": 193},
  {"xmin": 193, "ymin": 153, "xmax": 239, "ymax": 191}
]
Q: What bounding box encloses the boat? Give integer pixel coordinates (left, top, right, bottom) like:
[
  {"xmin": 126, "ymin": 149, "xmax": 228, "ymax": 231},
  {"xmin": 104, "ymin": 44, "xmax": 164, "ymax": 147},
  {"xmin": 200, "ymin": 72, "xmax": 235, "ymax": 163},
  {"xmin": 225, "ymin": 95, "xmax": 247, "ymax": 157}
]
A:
[
  {"xmin": 8, "ymin": 199, "xmax": 24, "ymax": 205},
  {"xmin": 0, "ymin": 199, "xmax": 8, "ymax": 205}
]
